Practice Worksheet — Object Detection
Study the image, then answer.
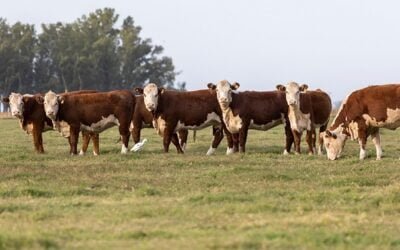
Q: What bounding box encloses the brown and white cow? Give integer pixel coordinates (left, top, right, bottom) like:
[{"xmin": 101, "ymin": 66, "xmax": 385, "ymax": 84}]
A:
[
  {"xmin": 135, "ymin": 83, "xmax": 236, "ymax": 154},
  {"xmin": 276, "ymin": 82, "xmax": 332, "ymax": 155},
  {"xmin": 131, "ymin": 95, "xmax": 189, "ymax": 152},
  {"xmin": 322, "ymin": 84, "xmax": 400, "ymax": 160},
  {"xmin": 208, "ymin": 80, "xmax": 293, "ymax": 153},
  {"xmin": 40, "ymin": 90, "xmax": 135, "ymax": 155},
  {"xmin": 2, "ymin": 92, "xmax": 98, "ymax": 154}
]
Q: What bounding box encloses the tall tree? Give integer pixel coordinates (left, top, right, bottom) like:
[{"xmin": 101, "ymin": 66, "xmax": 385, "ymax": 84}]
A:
[{"xmin": 2, "ymin": 8, "xmax": 181, "ymax": 94}]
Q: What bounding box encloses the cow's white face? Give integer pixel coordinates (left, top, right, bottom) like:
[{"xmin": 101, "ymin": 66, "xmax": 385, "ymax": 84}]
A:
[
  {"xmin": 8, "ymin": 93, "xmax": 24, "ymax": 118},
  {"xmin": 322, "ymin": 131, "xmax": 347, "ymax": 160},
  {"xmin": 43, "ymin": 91, "xmax": 60, "ymax": 120},
  {"xmin": 143, "ymin": 83, "xmax": 160, "ymax": 112},
  {"xmin": 215, "ymin": 80, "xmax": 239, "ymax": 109},
  {"xmin": 285, "ymin": 82, "xmax": 301, "ymax": 106}
]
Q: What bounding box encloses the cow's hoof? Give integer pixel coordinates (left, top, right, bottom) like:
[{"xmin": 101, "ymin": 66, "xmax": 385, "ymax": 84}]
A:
[{"xmin": 206, "ymin": 147, "xmax": 217, "ymax": 156}]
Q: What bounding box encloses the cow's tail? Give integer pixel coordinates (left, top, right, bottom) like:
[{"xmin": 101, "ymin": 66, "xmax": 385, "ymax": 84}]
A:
[{"xmin": 193, "ymin": 130, "xmax": 197, "ymax": 142}]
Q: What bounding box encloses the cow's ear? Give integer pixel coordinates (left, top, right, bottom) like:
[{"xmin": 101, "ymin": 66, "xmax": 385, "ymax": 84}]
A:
[
  {"xmin": 276, "ymin": 84, "xmax": 286, "ymax": 91},
  {"xmin": 325, "ymin": 130, "xmax": 337, "ymax": 139},
  {"xmin": 299, "ymin": 84, "xmax": 309, "ymax": 92},
  {"xmin": 134, "ymin": 88, "xmax": 143, "ymax": 94},
  {"xmin": 2, "ymin": 97, "xmax": 9, "ymax": 103},
  {"xmin": 207, "ymin": 83, "xmax": 216, "ymax": 90},
  {"xmin": 57, "ymin": 95, "xmax": 65, "ymax": 104},
  {"xmin": 231, "ymin": 82, "xmax": 240, "ymax": 90},
  {"xmin": 35, "ymin": 96, "xmax": 44, "ymax": 104},
  {"xmin": 159, "ymin": 87, "xmax": 165, "ymax": 94}
]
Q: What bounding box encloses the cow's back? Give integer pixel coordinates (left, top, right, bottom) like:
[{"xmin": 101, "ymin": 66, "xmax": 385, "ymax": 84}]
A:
[
  {"xmin": 159, "ymin": 90, "xmax": 220, "ymax": 122},
  {"xmin": 60, "ymin": 90, "xmax": 135, "ymax": 126},
  {"xmin": 231, "ymin": 91, "xmax": 288, "ymax": 121}
]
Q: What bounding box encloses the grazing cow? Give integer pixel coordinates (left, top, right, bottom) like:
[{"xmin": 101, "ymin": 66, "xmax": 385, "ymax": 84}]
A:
[
  {"xmin": 39, "ymin": 90, "xmax": 135, "ymax": 155},
  {"xmin": 2, "ymin": 92, "xmax": 98, "ymax": 154},
  {"xmin": 131, "ymin": 95, "xmax": 189, "ymax": 152},
  {"xmin": 208, "ymin": 80, "xmax": 293, "ymax": 153},
  {"xmin": 322, "ymin": 84, "xmax": 400, "ymax": 160},
  {"xmin": 135, "ymin": 83, "xmax": 236, "ymax": 154},
  {"xmin": 276, "ymin": 82, "xmax": 332, "ymax": 155}
]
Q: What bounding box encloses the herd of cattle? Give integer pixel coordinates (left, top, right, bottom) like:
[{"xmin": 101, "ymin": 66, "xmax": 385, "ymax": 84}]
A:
[{"xmin": 2, "ymin": 80, "xmax": 400, "ymax": 161}]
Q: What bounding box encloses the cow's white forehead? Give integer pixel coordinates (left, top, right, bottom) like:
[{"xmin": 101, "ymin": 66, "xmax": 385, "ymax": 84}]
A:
[
  {"xmin": 143, "ymin": 83, "xmax": 158, "ymax": 95},
  {"xmin": 216, "ymin": 80, "xmax": 231, "ymax": 91},
  {"xmin": 286, "ymin": 82, "xmax": 300, "ymax": 92},
  {"xmin": 9, "ymin": 93, "xmax": 23, "ymax": 103},
  {"xmin": 44, "ymin": 91, "xmax": 58, "ymax": 103}
]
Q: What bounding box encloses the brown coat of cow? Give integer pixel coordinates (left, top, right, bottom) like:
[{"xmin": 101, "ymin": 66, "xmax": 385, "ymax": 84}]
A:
[
  {"xmin": 209, "ymin": 81, "xmax": 293, "ymax": 153},
  {"xmin": 323, "ymin": 84, "xmax": 400, "ymax": 160},
  {"xmin": 276, "ymin": 83, "xmax": 332, "ymax": 155},
  {"xmin": 131, "ymin": 95, "xmax": 189, "ymax": 152},
  {"xmin": 136, "ymin": 86, "xmax": 236, "ymax": 154},
  {"xmin": 40, "ymin": 90, "xmax": 135, "ymax": 155},
  {"xmin": 2, "ymin": 92, "xmax": 99, "ymax": 154}
]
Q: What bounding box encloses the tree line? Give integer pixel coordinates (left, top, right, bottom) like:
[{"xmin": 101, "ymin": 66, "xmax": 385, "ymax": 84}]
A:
[{"xmin": 0, "ymin": 8, "xmax": 184, "ymax": 99}]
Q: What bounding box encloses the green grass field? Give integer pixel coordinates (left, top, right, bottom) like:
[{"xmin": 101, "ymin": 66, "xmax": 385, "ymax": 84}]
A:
[{"xmin": 0, "ymin": 118, "xmax": 399, "ymax": 249}]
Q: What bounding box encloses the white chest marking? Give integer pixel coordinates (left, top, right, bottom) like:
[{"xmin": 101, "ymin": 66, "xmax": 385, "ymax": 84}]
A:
[
  {"xmin": 80, "ymin": 114, "xmax": 120, "ymax": 133},
  {"xmin": 222, "ymin": 109, "xmax": 242, "ymax": 133},
  {"xmin": 362, "ymin": 108, "xmax": 400, "ymax": 130},
  {"xmin": 153, "ymin": 117, "xmax": 167, "ymax": 136},
  {"xmin": 175, "ymin": 112, "xmax": 221, "ymax": 131},
  {"xmin": 288, "ymin": 107, "xmax": 311, "ymax": 133}
]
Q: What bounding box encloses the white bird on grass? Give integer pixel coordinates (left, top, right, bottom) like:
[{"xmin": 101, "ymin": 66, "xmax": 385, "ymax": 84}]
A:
[{"xmin": 130, "ymin": 138, "xmax": 148, "ymax": 152}]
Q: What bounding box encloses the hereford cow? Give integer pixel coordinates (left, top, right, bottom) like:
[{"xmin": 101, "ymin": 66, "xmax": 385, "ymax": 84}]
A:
[
  {"xmin": 322, "ymin": 84, "xmax": 400, "ymax": 160},
  {"xmin": 131, "ymin": 95, "xmax": 189, "ymax": 152},
  {"xmin": 135, "ymin": 83, "xmax": 236, "ymax": 154},
  {"xmin": 39, "ymin": 90, "xmax": 135, "ymax": 155},
  {"xmin": 2, "ymin": 92, "xmax": 98, "ymax": 154},
  {"xmin": 276, "ymin": 82, "xmax": 332, "ymax": 155},
  {"xmin": 208, "ymin": 80, "xmax": 293, "ymax": 153}
]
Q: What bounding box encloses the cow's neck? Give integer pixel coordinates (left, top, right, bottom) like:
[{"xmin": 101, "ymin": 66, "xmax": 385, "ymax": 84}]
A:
[
  {"xmin": 220, "ymin": 103, "xmax": 242, "ymax": 133},
  {"xmin": 329, "ymin": 106, "xmax": 348, "ymax": 135},
  {"xmin": 288, "ymin": 104, "xmax": 311, "ymax": 132}
]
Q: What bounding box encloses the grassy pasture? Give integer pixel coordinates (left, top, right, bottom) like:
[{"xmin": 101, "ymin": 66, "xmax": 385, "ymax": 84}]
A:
[{"xmin": 0, "ymin": 118, "xmax": 399, "ymax": 249}]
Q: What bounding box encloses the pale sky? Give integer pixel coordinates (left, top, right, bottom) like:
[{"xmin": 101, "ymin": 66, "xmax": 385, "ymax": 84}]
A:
[{"xmin": 2, "ymin": 0, "xmax": 400, "ymax": 101}]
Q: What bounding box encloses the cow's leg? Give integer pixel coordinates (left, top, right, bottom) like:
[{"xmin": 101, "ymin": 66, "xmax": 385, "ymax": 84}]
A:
[
  {"xmin": 371, "ymin": 128, "xmax": 382, "ymax": 160},
  {"xmin": 358, "ymin": 129, "xmax": 368, "ymax": 160},
  {"xmin": 177, "ymin": 129, "xmax": 189, "ymax": 151},
  {"xmin": 305, "ymin": 130, "xmax": 314, "ymax": 155},
  {"xmin": 221, "ymin": 125, "xmax": 237, "ymax": 155},
  {"xmin": 70, "ymin": 126, "xmax": 80, "ymax": 155},
  {"xmin": 32, "ymin": 124, "xmax": 44, "ymax": 153},
  {"xmin": 119, "ymin": 125, "xmax": 130, "ymax": 154},
  {"xmin": 317, "ymin": 124, "xmax": 328, "ymax": 155},
  {"xmin": 162, "ymin": 127, "xmax": 174, "ymax": 153},
  {"xmin": 207, "ymin": 125, "xmax": 223, "ymax": 155},
  {"xmin": 92, "ymin": 133, "xmax": 100, "ymax": 156},
  {"xmin": 80, "ymin": 131, "xmax": 90, "ymax": 155},
  {"xmin": 171, "ymin": 133, "xmax": 184, "ymax": 154},
  {"xmin": 292, "ymin": 130, "xmax": 302, "ymax": 154},
  {"xmin": 283, "ymin": 119, "xmax": 294, "ymax": 155},
  {"xmin": 131, "ymin": 120, "xmax": 142, "ymax": 145},
  {"xmin": 239, "ymin": 125, "xmax": 249, "ymax": 153}
]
